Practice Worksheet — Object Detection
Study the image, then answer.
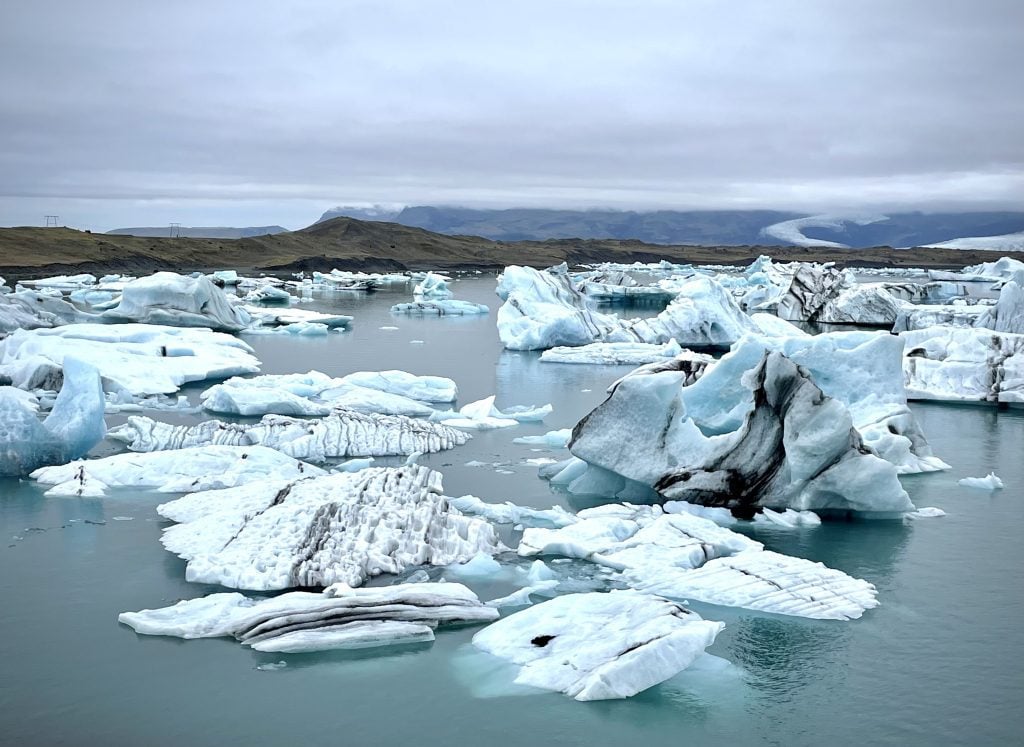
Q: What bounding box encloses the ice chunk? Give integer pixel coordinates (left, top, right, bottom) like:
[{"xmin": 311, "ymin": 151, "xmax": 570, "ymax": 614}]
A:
[
  {"xmin": 391, "ymin": 300, "xmax": 489, "ymax": 315},
  {"xmin": 101, "ymin": 272, "xmax": 251, "ymax": 332},
  {"xmin": 156, "ymin": 466, "xmax": 503, "ymax": 589},
  {"xmin": 958, "ymin": 473, "xmax": 1004, "ymax": 490},
  {"xmin": 905, "ymin": 507, "xmax": 946, "ymax": 519},
  {"xmin": 472, "ymin": 590, "xmax": 724, "ymax": 700},
  {"xmin": 0, "ymin": 289, "xmax": 91, "ymax": 333},
  {"xmin": 434, "ymin": 396, "xmax": 550, "ymax": 430},
  {"xmin": 340, "ymin": 370, "xmax": 457, "ymax": 402},
  {"xmin": 0, "ymin": 324, "xmax": 259, "ymax": 398},
  {"xmin": 753, "ymin": 508, "xmax": 822, "ymax": 528},
  {"xmin": 119, "ymin": 582, "xmax": 497, "ymax": 653},
  {"xmin": 901, "ymin": 326, "xmax": 1024, "ymax": 404},
  {"xmin": 449, "ymin": 495, "xmax": 577, "ymax": 528},
  {"xmin": 108, "ymin": 410, "xmax": 470, "ymax": 460},
  {"xmin": 241, "ymin": 305, "xmax": 352, "ymax": 329},
  {"xmin": 512, "ymin": 429, "xmax": 572, "ymax": 448},
  {"xmin": 540, "ymin": 340, "xmax": 684, "ymax": 366},
  {"xmin": 413, "ymin": 272, "xmax": 453, "ymax": 300},
  {"xmin": 0, "ymin": 356, "xmax": 106, "ymax": 476},
  {"xmin": 32, "ymin": 445, "xmax": 322, "ymax": 494}
]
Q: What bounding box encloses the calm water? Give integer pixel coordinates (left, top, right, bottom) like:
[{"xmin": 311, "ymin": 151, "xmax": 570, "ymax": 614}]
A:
[{"xmin": 1, "ymin": 276, "xmax": 1022, "ymax": 746}]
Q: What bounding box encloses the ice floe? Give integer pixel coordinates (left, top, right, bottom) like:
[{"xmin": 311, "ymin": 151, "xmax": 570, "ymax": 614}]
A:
[
  {"xmin": 391, "ymin": 300, "xmax": 489, "ymax": 315},
  {"xmin": 471, "ymin": 590, "xmax": 723, "ymax": 700},
  {"xmin": 958, "ymin": 472, "xmax": 1004, "ymax": 490},
  {"xmin": 101, "ymin": 272, "xmax": 251, "ymax": 332},
  {"xmin": 156, "ymin": 465, "xmax": 502, "ymax": 589}
]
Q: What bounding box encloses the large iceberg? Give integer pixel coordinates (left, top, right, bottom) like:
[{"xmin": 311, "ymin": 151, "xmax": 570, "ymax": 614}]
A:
[
  {"xmin": 156, "ymin": 465, "xmax": 502, "ymax": 589},
  {"xmin": 108, "ymin": 409, "xmax": 471, "ymax": 460},
  {"xmin": 101, "ymin": 272, "xmax": 251, "ymax": 332},
  {"xmin": 0, "ymin": 324, "xmax": 260, "ymax": 398},
  {"xmin": 0, "ymin": 289, "xmax": 90, "ymax": 333},
  {"xmin": 901, "ymin": 326, "xmax": 1024, "ymax": 404},
  {"xmin": 0, "ymin": 357, "xmax": 106, "ymax": 476},
  {"xmin": 32, "ymin": 445, "xmax": 322, "ymax": 496},
  {"xmin": 472, "ymin": 590, "xmax": 723, "ymax": 701},
  {"xmin": 119, "ymin": 582, "xmax": 498, "ymax": 652},
  {"xmin": 566, "ymin": 348, "xmax": 915, "ymax": 515}
]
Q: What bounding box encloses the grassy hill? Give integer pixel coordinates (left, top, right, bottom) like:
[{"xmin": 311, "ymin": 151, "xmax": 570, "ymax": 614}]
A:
[{"xmin": 1, "ymin": 217, "xmax": 1021, "ymax": 280}]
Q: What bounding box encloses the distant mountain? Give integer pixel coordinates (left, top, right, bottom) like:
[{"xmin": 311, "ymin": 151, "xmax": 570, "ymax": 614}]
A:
[
  {"xmin": 107, "ymin": 226, "xmax": 287, "ymax": 239},
  {"xmin": 317, "ymin": 206, "xmax": 1024, "ymax": 248}
]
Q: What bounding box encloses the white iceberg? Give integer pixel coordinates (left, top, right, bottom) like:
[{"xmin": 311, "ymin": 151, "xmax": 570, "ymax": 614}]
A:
[
  {"xmin": 339, "ymin": 370, "xmax": 457, "ymax": 402},
  {"xmin": 391, "ymin": 300, "xmax": 489, "ymax": 315},
  {"xmin": 413, "ymin": 272, "xmax": 453, "ymax": 300},
  {"xmin": 541, "ymin": 340, "xmax": 684, "ymax": 366},
  {"xmin": 958, "ymin": 473, "xmax": 1004, "ymax": 490},
  {"xmin": 156, "ymin": 466, "xmax": 503, "ymax": 589},
  {"xmin": 101, "ymin": 272, "xmax": 251, "ymax": 332},
  {"xmin": 901, "ymin": 326, "xmax": 1024, "ymax": 404},
  {"xmin": 0, "ymin": 289, "xmax": 91, "ymax": 333},
  {"xmin": 433, "ymin": 396, "xmax": 552, "ymax": 430},
  {"xmin": 471, "ymin": 590, "xmax": 724, "ymax": 700},
  {"xmin": 242, "ymin": 305, "xmax": 352, "ymax": 330}
]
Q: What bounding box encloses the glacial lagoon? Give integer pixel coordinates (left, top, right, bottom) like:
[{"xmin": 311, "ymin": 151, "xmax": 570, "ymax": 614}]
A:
[{"xmin": 1, "ymin": 274, "xmax": 1023, "ymax": 746}]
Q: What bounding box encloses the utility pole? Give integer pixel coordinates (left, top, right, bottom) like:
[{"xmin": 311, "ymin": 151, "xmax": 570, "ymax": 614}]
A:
[
  {"xmin": 45, "ymin": 215, "xmax": 60, "ymax": 227},
  {"xmin": 169, "ymin": 222, "xmax": 181, "ymax": 238}
]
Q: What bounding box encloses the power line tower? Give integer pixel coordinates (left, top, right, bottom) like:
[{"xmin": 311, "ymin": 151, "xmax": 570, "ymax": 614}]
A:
[
  {"xmin": 45, "ymin": 215, "xmax": 60, "ymax": 227},
  {"xmin": 169, "ymin": 222, "xmax": 182, "ymax": 238}
]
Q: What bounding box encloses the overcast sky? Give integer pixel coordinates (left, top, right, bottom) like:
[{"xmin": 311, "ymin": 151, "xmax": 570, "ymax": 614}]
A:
[{"xmin": 1, "ymin": 0, "xmax": 1022, "ymax": 231}]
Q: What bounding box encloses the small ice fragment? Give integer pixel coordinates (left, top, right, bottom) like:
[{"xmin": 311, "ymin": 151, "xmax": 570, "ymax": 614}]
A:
[
  {"xmin": 905, "ymin": 507, "xmax": 947, "ymax": 520},
  {"xmin": 256, "ymin": 661, "xmax": 288, "ymax": 671},
  {"xmin": 409, "ymin": 340, "xmax": 425, "ymax": 344},
  {"xmin": 379, "ymin": 326, "xmax": 399, "ymax": 330},
  {"xmin": 112, "ymin": 516, "xmax": 134, "ymax": 521},
  {"xmin": 957, "ymin": 473, "xmax": 1004, "ymax": 490}
]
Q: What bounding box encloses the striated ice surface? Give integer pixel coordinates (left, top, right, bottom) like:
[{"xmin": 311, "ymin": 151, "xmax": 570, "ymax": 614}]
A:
[
  {"xmin": 472, "ymin": 590, "xmax": 723, "ymax": 700},
  {"xmin": 391, "ymin": 300, "xmax": 489, "ymax": 315},
  {"xmin": 156, "ymin": 466, "xmax": 503, "ymax": 589},
  {"xmin": 449, "ymin": 495, "xmax": 577, "ymax": 529},
  {"xmin": 32, "ymin": 444, "xmax": 322, "ymax": 495},
  {"xmin": 541, "ymin": 340, "xmax": 684, "ymax": 365},
  {"xmin": 108, "ymin": 409, "xmax": 471, "ymax": 460},
  {"xmin": 901, "ymin": 326, "xmax": 1024, "ymax": 404},
  {"xmin": 119, "ymin": 582, "xmax": 497, "ymax": 652},
  {"xmin": 0, "ymin": 324, "xmax": 259, "ymax": 397},
  {"xmin": 101, "ymin": 272, "xmax": 251, "ymax": 332},
  {"xmin": 340, "ymin": 370, "xmax": 457, "ymax": 402}
]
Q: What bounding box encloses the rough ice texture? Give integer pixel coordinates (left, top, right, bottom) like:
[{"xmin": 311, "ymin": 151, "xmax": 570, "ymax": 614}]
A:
[
  {"xmin": 108, "ymin": 409, "xmax": 471, "ymax": 461},
  {"xmin": 391, "ymin": 300, "xmax": 489, "ymax": 315},
  {"xmin": 242, "ymin": 305, "xmax": 352, "ymax": 329},
  {"xmin": 32, "ymin": 444, "xmax": 322, "ymax": 495},
  {"xmin": 901, "ymin": 326, "xmax": 1024, "ymax": 404},
  {"xmin": 975, "ymin": 275, "xmax": 1024, "ymax": 334},
  {"xmin": 958, "ymin": 472, "xmax": 1004, "ymax": 490},
  {"xmin": 101, "ymin": 272, "xmax": 251, "ymax": 332},
  {"xmin": 432, "ymin": 396, "xmax": 552, "ymax": 430},
  {"xmin": 567, "ymin": 346, "xmax": 915, "ymax": 515},
  {"xmin": 472, "ymin": 590, "xmax": 723, "ymax": 700},
  {"xmin": 413, "ymin": 272, "xmax": 453, "ymax": 300},
  {"xmin": 449, "ymin": 495, "xmax": 577, "ymax": 529},
  {"xmin": 512, "ymin": 429, "xmax": 573, "ymax": 448},
  {"xmin": 156, "ymin": 466, "xmax": 503, "ymax": 590},
  {"xmin": 119, "ymin": 582, "xmax": 497, "ymax": 653},
  {"xmin": 0, "ymin": 324, "xmax": 259, "ymax": 397},
  {"xmin": 0, "ymin": 357, "xmax": 106, "ymax": 476},
  {"xmin": 540, "ymin": 340, "xmax": 684, "ymax": 365},
  {"xmin": 339, "ymin": 370, "xmax": 457, "ymax": 402}
]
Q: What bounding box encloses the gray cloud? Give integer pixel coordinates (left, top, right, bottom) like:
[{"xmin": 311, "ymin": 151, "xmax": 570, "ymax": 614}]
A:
[{"xmin": 1, "ymin": 0, "xmax": 1022, "ymax": 230}]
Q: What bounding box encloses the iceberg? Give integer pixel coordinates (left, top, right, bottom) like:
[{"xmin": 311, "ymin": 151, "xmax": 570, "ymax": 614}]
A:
[
  {"xmin": 0, "ymin": 356, "xmax": 106, "ymax": 476},
  {"xmin": 975, "ymin": 273, "xmax": 1024, "ymax": 334},
  {"xmin": 901, "ymin": 326, "xmax": 1024, "ymax": 404},
  {"xmin": 433, "ymin": 396, "xmax": 551, "ymax": 430},
  {"xmin": 567, "ymin": 349, "xmax": 915, "ymax": 515},
  {"xmin": 32, "ymin": 444, "xmax": 322, "ymax": 495},
  {"xmin": 119, "ymin": 582, "xmax": 497, "ymax": 652},
  {"xmin": 156, "ymin": 465, "xmax": 503, "ymax": 589},
  {"xmin": 0, "ymin": 289, "xmax": 91, "ymax": 333},
  {"xmin": 101, "ymin": 272, "xmax": 251, "ymax": 332},
  {"xmin": 471, "ymin": 590, "xmax": 724, "ymax": 700},
  {"xmin": 242, "ymin": 305, "xmax": 352, "ymax": 330},
  {"xmin": 391, "ymin": 300, "xmax": 489, "ymax": 315},
  {"xmin": 339, "ymin": 370, "xmax": 458, "ymax": 402},
  {"xmin": 413, "ymin": 272, "xmax": 453, "ymax": 300},
  {"xmin": 958, "ymin": 473, "xmax": 1004, "ymax": 490},
  {"xmin": 512, "ymin": 429, "xmax": 573, "ymax": 448},
  {"xmin": 0, "ymin": 324, "xmax": 260, "ymax": 398},
  {"xmin": 540, "ymin": 340, "xmax": 684, "ymax": 366},
  {"xmin": 108, "ymin": 409, "xmax": 471, "ymax": 460}
]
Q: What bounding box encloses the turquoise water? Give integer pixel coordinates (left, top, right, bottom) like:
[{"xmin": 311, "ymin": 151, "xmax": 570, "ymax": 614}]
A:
[{"xmin": 1, "ymin": 276, "xmax": 1022, "ymax": 746}]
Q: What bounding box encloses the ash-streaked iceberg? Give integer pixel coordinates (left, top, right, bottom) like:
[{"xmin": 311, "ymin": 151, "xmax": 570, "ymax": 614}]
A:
[
  {"xmin": 156, "ymin": 465, "xmax": 503, "ymax": 589},
  {"xmin": 101, "ymin": 272, "xmax": 251, "ymax": 332},
  {"xmin": 119, "ymin": 582, "xmax": 497, "ymax": 652},
  {"xmin": 109, "ymin": 408, "xmax": 471, "ymax": 460},
  {"xmin": 471, "ymin": 590, "xmax": 724, "ymax": 700},
  {"xmin": 391, "ymin": 300, "xmax": 489, "ymax": 315},
  {"xmin": 0, "ymin": 357, "xmax": 106, "ymax": 476},
  {"xmin": 901, "ymin": 326, "xmax": 1024, "ymax": 404},
  {"xmin": 540, "ymin": 340, "xmax": 685, "ymax": 366}
]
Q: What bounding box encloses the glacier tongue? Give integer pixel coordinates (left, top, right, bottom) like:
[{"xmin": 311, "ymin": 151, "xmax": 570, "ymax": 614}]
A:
[
  {"xmin": 471, "ymin": 590, "xmax": 724, "ymax": 700},
  {"xmin": 156, "ymin": 465, "xmax": 504, "ymax": 590},
  {"xmin": 118, "ymin": 581, "xmax": 498, "ymax": 653}
]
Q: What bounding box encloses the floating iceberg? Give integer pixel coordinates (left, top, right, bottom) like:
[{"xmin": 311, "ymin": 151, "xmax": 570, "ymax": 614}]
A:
[
  {"xmin": 958, "ymin": 473, "xmax": 1004, "ymax": 490},
  {"xmin": 449, "ymin": 495, "xmax": 577, "ymax": 529},
  {"xmin": 413, "ymin": 272, "xmax": 453, "ymax": 300},
  {"xmin": 156, "ymin": 465, "xmax": 502, "ymax": 589},
  {"xmin": 108, "ymin": 409, "xmax": 471, "ymax": 460},
  {"xmin": 340, "ymin": 370, "xmax": 458, "ymax": 402},
  {"xmin": 0, "ymin": 289, "xmax": 90, "ymax": 333},
  {"xmin": 0, "ymin": 324, "xmax": 260, "ymax": 398},
  {"xmin": 472, "ymin": 590, "xmax": 723, "ymax": 700},
  {"xmin": 901, "ymin": 326, "xmax": 1024, "ymax": 404},
  {"xmin": 0, "ymin": 357, "xmax": 106, "ymax": 476},
  {"xmin": 32, "ymin": 445, "xmax": 321, "ymax": 495},
  {"xmin": 101, "ymin": 272, "xmax": 251, "ymax": 332},
  {"xmin": 119, "ymin": 582, "xmax": 497, "ymax": 652},
  {"xmin": 391, "ymin": 300, "xmax": 489, "ymax": 315},
  {"xmin": 975, "ymin": 273, "xmax": 1024, "ymax": 334},
  {"xmin": 540, "ymin": 340, "xmax": 684, "ymax": 366},
  {"xmin": 433, "ymin": 396, "xmax": 552, "ymax": 430},
  {"xmin": 567, "ymin": 349, "xmax": 915, "ymax": 515},
  {"xmin": 512, "ymin": 429, "xmax": 573, "ymax": 448},
  {"xmin": 242, "ymin": 305, "xmax": 352, "ymax": 330}
]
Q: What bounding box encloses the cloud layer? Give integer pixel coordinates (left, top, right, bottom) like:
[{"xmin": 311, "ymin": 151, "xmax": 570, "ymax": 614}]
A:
[{"xmin": 1, "ymin": 0, "xmax": 1022, "ymax": 230}]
